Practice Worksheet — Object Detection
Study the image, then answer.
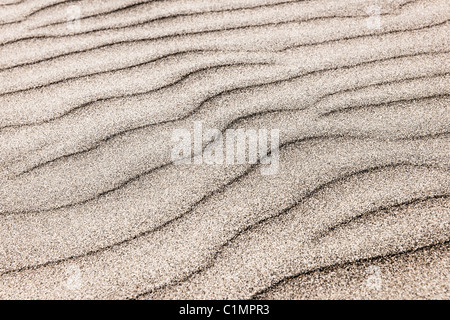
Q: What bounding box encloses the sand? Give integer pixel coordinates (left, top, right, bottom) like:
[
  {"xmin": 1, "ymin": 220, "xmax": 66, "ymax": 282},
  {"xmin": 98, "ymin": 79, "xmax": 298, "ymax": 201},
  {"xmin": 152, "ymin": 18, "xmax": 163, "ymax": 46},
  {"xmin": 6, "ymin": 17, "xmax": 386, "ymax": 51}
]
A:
[{"xmin": 0, "ymin": 0, "xmax": 448, "ymax": 299}]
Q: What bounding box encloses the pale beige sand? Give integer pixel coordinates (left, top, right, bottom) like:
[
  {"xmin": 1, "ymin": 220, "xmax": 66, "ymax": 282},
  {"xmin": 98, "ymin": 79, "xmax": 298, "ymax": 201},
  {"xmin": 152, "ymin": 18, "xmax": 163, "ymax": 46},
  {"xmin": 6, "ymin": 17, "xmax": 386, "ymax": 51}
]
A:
[
  {"xmin": 0, "ymin": 0, "xmax": 449, "ymax": 300},
  {"xmin": 257, "ymin": 242, "xmax": 450, "ymax": 300}
]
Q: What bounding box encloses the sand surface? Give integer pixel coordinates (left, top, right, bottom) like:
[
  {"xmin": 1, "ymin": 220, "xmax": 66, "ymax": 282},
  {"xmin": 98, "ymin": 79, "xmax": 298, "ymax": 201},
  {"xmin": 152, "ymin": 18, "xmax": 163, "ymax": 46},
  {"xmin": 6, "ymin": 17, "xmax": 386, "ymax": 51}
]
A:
[{"xmin": 0, "ymin": 0, "xmax": 449, "ymax": 299}]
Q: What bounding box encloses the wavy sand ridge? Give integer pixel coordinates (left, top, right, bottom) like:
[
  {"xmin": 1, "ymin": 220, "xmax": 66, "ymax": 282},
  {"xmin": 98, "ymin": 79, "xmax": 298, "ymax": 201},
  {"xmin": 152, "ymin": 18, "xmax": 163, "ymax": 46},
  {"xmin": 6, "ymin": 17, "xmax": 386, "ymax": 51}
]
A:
[{"xmin": 0, "ymin": 0, "xmax": 449, "ymax": 299}]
